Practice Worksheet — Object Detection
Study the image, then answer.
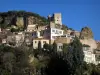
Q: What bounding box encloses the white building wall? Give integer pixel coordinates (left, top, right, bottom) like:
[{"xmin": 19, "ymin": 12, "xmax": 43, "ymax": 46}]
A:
[
  {"xmin": 33, "ymin": 39, "xmax": 49, "ymax": 49},
  {"xmin": 2, "ymin": 39, "xmax": 7, "ymax": 44},
  {"xmin": 57, "ymin": 43, "xmax": 63, "ymax": 51},
  {"xmin": 83, "ymin": 47, "xmax": 97, "ymax": 65},
  {"xmin": 27, "ymin": 24, "xmax": 36, "ymax": 32},
  {"xmin": 36, "ymin": 31, "xmax": 40, "ymax": 38},
  {"xmin": 50, "ymin": 28, "xmax": 63, "ymax": 40}
]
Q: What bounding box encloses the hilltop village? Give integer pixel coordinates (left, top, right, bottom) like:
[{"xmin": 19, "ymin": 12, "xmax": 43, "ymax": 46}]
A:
[{"xmin": 0, "ymin": 11, "xmax": 100, "ymax": 66}]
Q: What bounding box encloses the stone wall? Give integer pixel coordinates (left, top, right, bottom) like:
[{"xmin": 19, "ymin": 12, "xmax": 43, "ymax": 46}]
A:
[{"xmin": 55, "ymin": 37, "xmax": 71, "ymax": 44}]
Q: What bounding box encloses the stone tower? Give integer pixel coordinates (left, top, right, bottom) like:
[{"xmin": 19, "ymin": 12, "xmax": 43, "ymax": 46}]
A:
[{"xmin": 53, "ymin": 13, "xmax": 62, "ymax": 25}]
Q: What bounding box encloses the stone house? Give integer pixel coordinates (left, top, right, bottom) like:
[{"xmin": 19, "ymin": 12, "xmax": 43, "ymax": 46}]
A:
[
  {"xmin": 24, "ymin": 32, "xmax": 33, "ymax": 46},
  {"xmin": 7, "ymin": 32, "xmax": 25, "ymax": 46},
  {"xmin": 82, "ymin": 44, "xmax": 100, "ymax": 65},
  {"xmin": 33, "ymin": 38, "xmax": 49, "ymax": 49},
  {"xmin": 55, "ymin": 37, "xmax": 72, "ymax": 51}
]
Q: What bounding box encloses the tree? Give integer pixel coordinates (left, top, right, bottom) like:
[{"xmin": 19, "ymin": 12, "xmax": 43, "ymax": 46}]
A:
[
  {"xmin": 63, "ymin": 43, "xmax": 68, "ymax": 53},
  {"xmin": 45, "ymin": 52, "xmax": 73, "ymax": 75},
  {"xmin": 43, "ymin": 43, "xmax": 49, "ymax": 50},
  {"xmin": 52, "ymin": 41, "xmax": 57, "ymax": 52},
  {"xmin": 69, "ymin": 36, "xmax": 84, "ymax": 74},
  {"xmin": 38, "ymin": 41, "xmax": 42, "ymax": 51},
  {"xmin": 0, "ymin": 24, "xmax": 7, "ymax": 29}
]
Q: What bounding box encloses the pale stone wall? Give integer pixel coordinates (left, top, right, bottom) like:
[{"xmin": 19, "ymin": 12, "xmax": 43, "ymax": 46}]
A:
[
  {"xmin": 54, "ymin": 13, "xmax": 62, "ymax": 25},
  {"xmin": 55, "ymin": 37, "xmax": 71, "ymax": 44},
  {"xmin": 50, "ymin": 40, "xmax": 54, "ymax": 44},
  {"xmin": 50, "ymin": 22, "xmax": 55, "ymax": 28},
  {"xmin": 74, "ymin": 31, "xmax": 80, "ymax": 38}
]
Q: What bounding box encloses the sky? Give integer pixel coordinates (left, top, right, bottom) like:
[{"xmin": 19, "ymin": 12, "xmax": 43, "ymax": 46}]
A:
[{"xmin": 0, "ymin": 0, "xmax": 100, "ymax": 40}]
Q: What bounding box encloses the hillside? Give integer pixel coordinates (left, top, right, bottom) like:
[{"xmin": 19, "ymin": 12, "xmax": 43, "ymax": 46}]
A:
[{"xmin": 0, "ymin": 11, "xmax": 49, "ymax": 29}]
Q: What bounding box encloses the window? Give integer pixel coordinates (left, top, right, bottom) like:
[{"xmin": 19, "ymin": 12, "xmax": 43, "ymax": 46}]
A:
[
  {"xmin": 59, "ymin": 31, "xmax": 62, "ymax": 34},
  {"xmin": 59, "ymin": 46, "xmax": 60, "ymax": 49},
  {"xmin": 63, "ymin": 35, "xmax": 66, "ymax": 37},
  {"xmin": 52, "ymin": 30, "xmax": 55, "ymax": 32},
  {"xmin": 59, "ymin": 46, "xmax": 63, "ymax": 49},
  {"xmin": 55, "ymin": 30, "xmax": 59, "ymax": 34},
  {"xmin": 35, "ymin": 41, "xmax": 37, "ymax": 43}
]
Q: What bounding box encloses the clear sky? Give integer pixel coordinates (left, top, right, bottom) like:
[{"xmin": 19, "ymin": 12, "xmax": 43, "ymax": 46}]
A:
[{"xmin": 0, "ymin": 0, "xmax": 100, "ymax": 40}]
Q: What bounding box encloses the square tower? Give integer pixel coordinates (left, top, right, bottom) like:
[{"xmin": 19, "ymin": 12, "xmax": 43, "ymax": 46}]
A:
[{"xmin": 53, "ymin": 13, "xmax": 62, "ymax": 25}]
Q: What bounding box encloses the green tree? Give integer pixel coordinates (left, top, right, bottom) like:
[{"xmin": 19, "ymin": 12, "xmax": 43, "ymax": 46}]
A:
[
  {"xmin": 63, "ymin": 43, "xmax": 68, "ymax": 53},
  {"xmin": 52, "ymin": 41, "xmax": 57, "ymax": 52},
  {"xmin": 38, "ymin": 41, "xmax": 42, "ymax": 51},
  {"xmin": 69, "ymin": 36, "xmax": 84, "ymax": 74},
  {"xmin": 45, "ymin": 52, "xmax": 74, "ymax": 75},
  {"xmin": 0, "ymin": 24, "xmax": 7, "ymax": 29},
  {"xmin": 43, "ymin": 43, "xmax": 49, "ymax": 50}
]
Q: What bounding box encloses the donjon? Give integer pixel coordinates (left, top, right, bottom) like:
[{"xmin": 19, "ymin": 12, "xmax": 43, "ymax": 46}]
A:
[
  {"xmin": 48, "ymin": 13, "xmax": 62, "ymax": 28},
  {"xmin": 53, "ymin": 13, "xmax": 62, "ymax": 25}
]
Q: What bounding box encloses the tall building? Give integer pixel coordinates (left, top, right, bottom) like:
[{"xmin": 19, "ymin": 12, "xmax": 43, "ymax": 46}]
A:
[
  {"xmin": 48, "ymin": 13, "xmax": 62, "ymax": 28},
  {"xmin": 53, "ymin": 13, "xmax": 62, "ymax": 25},
  {"xmin": 47, "ymin": 13, "xmax": 64, "ymax": 44}
]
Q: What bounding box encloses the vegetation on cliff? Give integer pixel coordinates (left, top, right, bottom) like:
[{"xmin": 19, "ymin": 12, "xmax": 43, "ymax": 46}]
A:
[{"xmin": 0, "ymin": 10, "xmax": 49, "ymax": 29}]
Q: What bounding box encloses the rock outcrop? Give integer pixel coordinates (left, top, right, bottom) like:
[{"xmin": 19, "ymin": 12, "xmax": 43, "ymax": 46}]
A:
[
  {"xmin": 0, "ymin": 11, "xmax": 49, "ymax": 28},
  {"xmin": 80, "ymin": 39, "xmax": 97, "ymax": 50},
  {"xmin": 16, "ymin": 17, "xmax": 24, "ymax": 28},
  {"xmin": 79, "ymin": 27, "xmax": 97, "ymax": 50},
  {"xmin": 80, "ymin": 27, "xmax": 93, "ymax": 39},
  {"xmin": 96, "ymin": 42, "xmax": 100, "ymax": 50},
  {"xmin": 28, "ymin": 16, "xmax": 35, "ymax": 25}
]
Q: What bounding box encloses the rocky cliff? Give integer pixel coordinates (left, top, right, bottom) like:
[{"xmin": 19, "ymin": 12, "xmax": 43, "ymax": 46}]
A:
[
  {"xmin": 79, "ymin": 27, "xmax": 98, "ymax": 50},
  {"xmin": 0, "ymin": 11, "xmax": 49, "ymax": 29},
  {"xmin": 80, "ymin": 27, "xmax": 93, "ymax": 39},
  {"xmin": 97, "ymin": 42, "xmax": 100, "ymax": 50}
]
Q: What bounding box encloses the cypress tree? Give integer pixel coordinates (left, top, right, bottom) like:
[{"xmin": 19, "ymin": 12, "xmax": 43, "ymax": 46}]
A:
[
  {"xmin": 70, "ymin": 36, "xmax": 84, "ymax": 74},
  {"xmin": 38, "ymin": 41, "xmax": 42, "ymax": 51},
  {"xmin": 52, "ymin": 41, "xmax": 57, "ymax": 53}
]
